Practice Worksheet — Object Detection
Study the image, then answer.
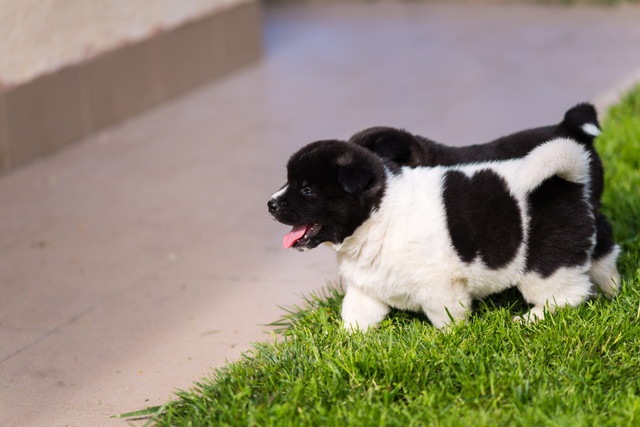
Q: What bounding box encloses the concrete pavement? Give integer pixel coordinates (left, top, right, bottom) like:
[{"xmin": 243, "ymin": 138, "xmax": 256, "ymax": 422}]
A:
[{"xmin": 1, "ymin": 2, "xmax": 640, "ymax": 425}]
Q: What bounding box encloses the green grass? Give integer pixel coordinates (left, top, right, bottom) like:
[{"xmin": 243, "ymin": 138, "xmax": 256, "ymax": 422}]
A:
[{"xmin": 143, "ymin": 86, "xmax": 640, "ymax": 426}]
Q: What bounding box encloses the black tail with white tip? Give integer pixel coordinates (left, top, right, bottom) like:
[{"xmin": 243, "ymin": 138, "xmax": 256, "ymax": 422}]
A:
[{"xmin": 561, "ymin": 103, "xmax": 602, "ymax": 140}]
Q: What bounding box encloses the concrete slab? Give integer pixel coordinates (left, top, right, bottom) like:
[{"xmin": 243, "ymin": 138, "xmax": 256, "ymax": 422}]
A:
[{"xmin": 1, "ymin": 2, "xmax": 640, "ymax": 426}]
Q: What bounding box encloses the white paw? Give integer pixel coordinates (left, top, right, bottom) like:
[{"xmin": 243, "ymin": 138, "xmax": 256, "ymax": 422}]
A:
[
  {"xmin": 512, "ymin": 307, "xmax": 545, "ymax": 323},
  {"xmin": 341, "ymin": 286, "xmax": 390, "ymax": 332}
]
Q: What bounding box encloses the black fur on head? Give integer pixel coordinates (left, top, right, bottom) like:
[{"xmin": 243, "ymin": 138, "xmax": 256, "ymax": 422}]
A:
[
  {"xmin": 268, "ymin": 140, "xmax": 386, "ymax": 250},
  {"xmin": 348, "ymin": 126, "xmax": 435, "ymax": 168}
]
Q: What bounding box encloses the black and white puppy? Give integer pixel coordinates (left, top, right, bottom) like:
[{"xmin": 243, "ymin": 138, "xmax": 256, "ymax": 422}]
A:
[
  {"xmin": 349, "ymin": 103, "xmax": 620, "ymax": 297},
  {"xmin": 269, "ymin": 138, "xmax": 596, "ymax": 330}
]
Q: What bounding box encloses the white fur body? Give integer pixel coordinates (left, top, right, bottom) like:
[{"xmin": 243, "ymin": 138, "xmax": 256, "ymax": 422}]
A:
[{"xmin": 336, "ymin": 139, "xmax": 596, "ymax": 330}]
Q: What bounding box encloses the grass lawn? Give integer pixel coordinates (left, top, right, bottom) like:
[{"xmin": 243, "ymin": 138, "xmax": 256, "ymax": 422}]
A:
[{"xmin": 134, "ymin": 85, "xmax": 640, "ymax": 426}]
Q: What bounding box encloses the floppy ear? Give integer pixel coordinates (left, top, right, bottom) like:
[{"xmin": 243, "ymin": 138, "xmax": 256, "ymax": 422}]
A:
[{"xmin": 338, "ymin": 163, "xmax": 375, "ymax": 194}]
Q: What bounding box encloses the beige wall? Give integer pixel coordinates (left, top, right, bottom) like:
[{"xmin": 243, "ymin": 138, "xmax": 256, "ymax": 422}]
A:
[{"xmin": 0, "ymin": 0, "xmax": 251, "ymax": 87}]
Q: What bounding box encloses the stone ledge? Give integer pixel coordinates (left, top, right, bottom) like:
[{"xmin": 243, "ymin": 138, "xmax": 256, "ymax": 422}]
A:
[{"xmin": 0, "ymin": 0, "xmax": 262, "ymax": 174}]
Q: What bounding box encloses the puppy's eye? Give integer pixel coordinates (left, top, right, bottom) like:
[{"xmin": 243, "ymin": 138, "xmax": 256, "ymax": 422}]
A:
[{"xmin": 300, "ymin": 186, "xmax": 315, "ymax": 197}]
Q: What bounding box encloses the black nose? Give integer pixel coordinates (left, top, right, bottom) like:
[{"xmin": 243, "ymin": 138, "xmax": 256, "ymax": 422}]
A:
[{"xmin": 268, "ymin": 199, "xmax": 279, "ymax": 213}]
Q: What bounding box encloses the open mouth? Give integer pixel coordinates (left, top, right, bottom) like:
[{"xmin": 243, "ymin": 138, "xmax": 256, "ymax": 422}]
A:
[{"xmin": 283, "ymin": 223, "xmax": 322, "ymax": 249}]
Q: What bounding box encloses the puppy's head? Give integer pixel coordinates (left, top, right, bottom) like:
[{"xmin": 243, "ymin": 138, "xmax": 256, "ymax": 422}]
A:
[
  {"xmin": 268, "ymin": 140, "xmax": 386, "ymax": 251},
  {"xmin": 348, "ymin": 126, "xmax": 433, "ymax": 168}
]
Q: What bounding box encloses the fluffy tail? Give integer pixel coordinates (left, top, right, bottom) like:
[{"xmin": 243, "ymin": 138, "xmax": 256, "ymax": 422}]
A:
[
  {"xmin": 561, "ymin": 103, "xmax": 601, "ymax": 140},
  {"xmin": 511, "ymin": 138, "xmax": 592, "ymax": 195}
]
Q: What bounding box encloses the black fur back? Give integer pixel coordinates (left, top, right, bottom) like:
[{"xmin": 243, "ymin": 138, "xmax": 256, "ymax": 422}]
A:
[{"xmin": 443, "ymin": 169, "xmax": 523, "ymax": 269}]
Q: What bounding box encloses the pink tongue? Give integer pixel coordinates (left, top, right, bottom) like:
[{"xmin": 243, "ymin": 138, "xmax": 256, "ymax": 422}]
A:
[{"xmin": 283, "ymin": 225, "xmax": 309, "ymax": 249}]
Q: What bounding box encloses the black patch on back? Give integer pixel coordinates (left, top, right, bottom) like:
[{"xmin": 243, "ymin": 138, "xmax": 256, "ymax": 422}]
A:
[
  {"xmin": 443, "ymin": 169, "xmax": 523, "ymax": 269},
  {"xmin": 525, "ymin": 177, "xmax": 595, "ymax": 277}
]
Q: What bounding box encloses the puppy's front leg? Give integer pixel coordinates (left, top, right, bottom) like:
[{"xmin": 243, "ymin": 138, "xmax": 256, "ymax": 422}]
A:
[{"xmin": 341, "ymin": 285, "xmax": 390, "ymax": 332}]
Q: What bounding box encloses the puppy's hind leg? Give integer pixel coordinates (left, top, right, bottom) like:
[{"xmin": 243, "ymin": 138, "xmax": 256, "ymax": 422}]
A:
[
  {"xmin": 517, "ymin": 267, "xmax": 592, "ymax": 322},
  {"xmin": 589, "ymin": 245, "xmax": 621, "ymax": 298},
  {"xmin": 341, "ymin": 285, "xmax": 390, "ymax": 332},
  {"xmin": 421, "ymin": 278, "xmax": 472, "ymax": 329}
]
